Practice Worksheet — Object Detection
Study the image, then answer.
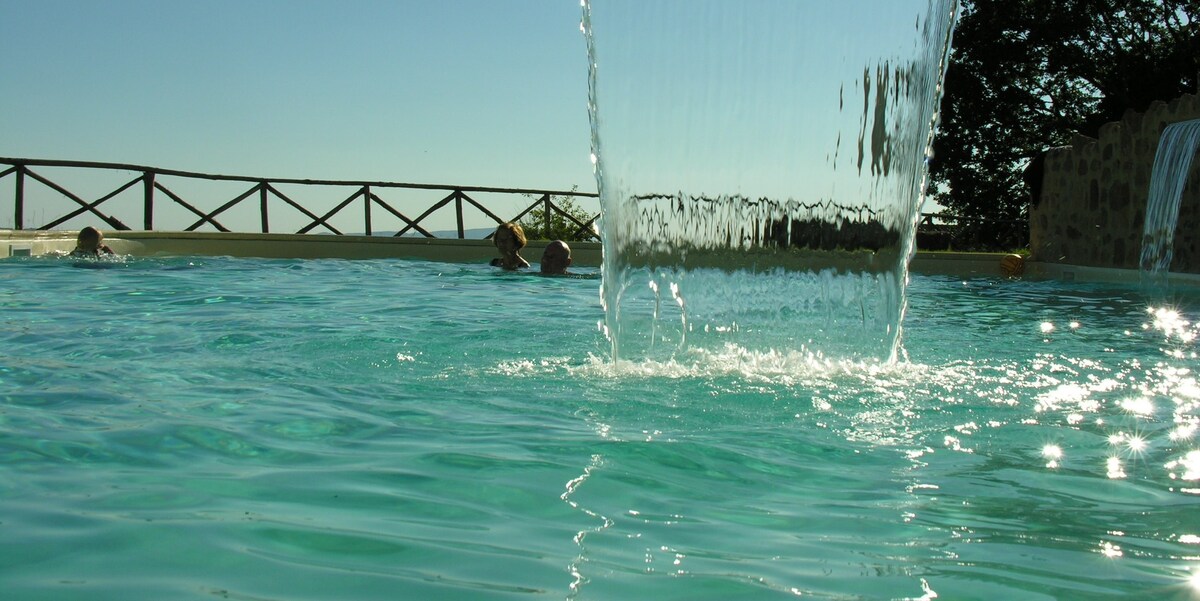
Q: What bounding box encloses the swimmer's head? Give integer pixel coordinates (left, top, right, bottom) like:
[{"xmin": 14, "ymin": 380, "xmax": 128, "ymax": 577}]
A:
[
  {"xmin": 76, "ymin": 226, "xmax": 104, "ymax": 252},
  {"xmin": 540, "ymin": 240, "xmax": 572, "ymax": 275},
  {"xmin": 493, "ymin": 222, "xmax": 527, "ymax": 253}
]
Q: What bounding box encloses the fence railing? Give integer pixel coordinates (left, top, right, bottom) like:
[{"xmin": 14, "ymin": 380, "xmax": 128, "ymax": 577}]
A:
[
  {"xmin": 0, "ymin": 157, "xmax": 601, "ymax": 241},
  {"xmin": 2, "ymin": 157, "xmax": 1011, "ymax": 248}
]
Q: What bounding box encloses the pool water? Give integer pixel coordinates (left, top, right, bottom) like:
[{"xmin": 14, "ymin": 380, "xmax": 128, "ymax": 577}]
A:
[{"xmin": 2, "ymin": 255, "xmax": 1199, "ymax": 600}]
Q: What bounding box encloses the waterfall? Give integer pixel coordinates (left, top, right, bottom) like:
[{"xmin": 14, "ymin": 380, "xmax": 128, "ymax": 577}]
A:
[
  {"xmin": 583, "ymin": 1, "xmax": 958, "ymax": 364},
  {"xmin": 1140, "ymin": 119, "xmax": 1200, "ymax": 276}
]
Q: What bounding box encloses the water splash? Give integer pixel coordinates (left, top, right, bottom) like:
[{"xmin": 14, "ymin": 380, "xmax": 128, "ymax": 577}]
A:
[
  {"xmin": 1141, "ymin": 118, "xmax": 1200, "ymax": 278},
  {"xmin": 582, "ymin": 1, "xmax": 958, "ymax": 363}
]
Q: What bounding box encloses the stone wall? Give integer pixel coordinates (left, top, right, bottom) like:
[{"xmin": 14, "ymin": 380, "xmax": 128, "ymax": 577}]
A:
[{"xmin": 1029, "ymin": 93, "xmax": 1200, "ymax": 273}]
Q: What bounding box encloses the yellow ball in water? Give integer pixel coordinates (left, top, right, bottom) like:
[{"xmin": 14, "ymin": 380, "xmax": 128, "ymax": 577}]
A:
[{"xmin": 1000, "ymin": 254, "xmax": 1025, "ymax": 277}]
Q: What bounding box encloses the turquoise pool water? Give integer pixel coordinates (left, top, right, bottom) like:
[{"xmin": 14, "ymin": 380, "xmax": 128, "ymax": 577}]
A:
[{"xmin": 2, "ymin": 255, "xmax": 1199, "ymax": 600}]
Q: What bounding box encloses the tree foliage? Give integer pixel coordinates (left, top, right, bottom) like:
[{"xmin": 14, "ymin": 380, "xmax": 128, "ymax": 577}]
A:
[
  {"xmin": 518, "ymin": 190, "xmax": 599, "ymax": 242},
  {"xmin": 930, "ymin": 0, "xmax": 1199, "ymax": 250}
]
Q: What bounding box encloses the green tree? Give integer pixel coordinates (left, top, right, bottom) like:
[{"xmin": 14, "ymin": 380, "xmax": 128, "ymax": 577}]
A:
[
  {"xmin": 518, "ymin": 188, "xmax": 599, "ymax": 241},
  {"xmin": 930, "ymin": 0, "xmax": 1198, "ymax": 250}
]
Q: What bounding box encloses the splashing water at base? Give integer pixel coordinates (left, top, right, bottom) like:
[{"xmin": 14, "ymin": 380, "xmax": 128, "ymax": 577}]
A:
[{"xmin": 583, "ymin": 0, "xmax": 958, "ymax": 363}]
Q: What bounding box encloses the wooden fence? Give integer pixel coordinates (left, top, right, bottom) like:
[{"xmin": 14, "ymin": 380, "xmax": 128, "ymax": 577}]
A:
[
  {"xmin": 1, "ymin": 157, "xmax": 993, "ymax": 248},
  {"xmin": 0, "ymin": 157, "xmax": 601, "ymax": 241}
]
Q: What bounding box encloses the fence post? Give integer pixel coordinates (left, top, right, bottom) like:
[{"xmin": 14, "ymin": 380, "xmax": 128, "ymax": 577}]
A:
[
  {"xmin": 542, "ymin": 193, "xmax": 551, "ymax": 237},
  {"xmin": 363, "ymin": 185, "xmax": 372, "ymax": 236},
  {"xmin": 14, "ymin": 164, "xmax": 25, "ymax": 230},
  {"xmin": 143, "ymin": 171, "xmax": 155, "ymax": 230},
  {"xmin": 259, "ymin": 182, "xmax": 269, "ymax": 233},
  {"xmin": 455, "ymin": 190, "xmax": 464, "ymax": 239}
]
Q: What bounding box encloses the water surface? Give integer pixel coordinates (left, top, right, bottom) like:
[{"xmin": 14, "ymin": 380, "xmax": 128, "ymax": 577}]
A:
[{"xmin": 1, "ymin": 256, "xmax": 1198, "ymax": 600}]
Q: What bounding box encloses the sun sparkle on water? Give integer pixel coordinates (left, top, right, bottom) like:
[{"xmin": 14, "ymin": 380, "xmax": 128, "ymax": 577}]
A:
[
  {"xmin": 1106, "ymin": 456, "xmax": 1128, "ymax": 479},
  {"xmin": 1166, "ymin": 450, "xmax": 1200, "ymax": 481},
  {"xmin": 1148, "ymin": 306, "xmax": 1199, "ymax": 342},
  {"xmin": 1042, "ymin": 444, "xmax": 1063, "ymax": 468}
]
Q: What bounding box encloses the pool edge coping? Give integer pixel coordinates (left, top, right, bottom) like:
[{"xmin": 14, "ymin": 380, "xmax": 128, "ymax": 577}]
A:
[{"xmin": 4, "ymin": 229, "xmax": 1198, "ymax": 286}]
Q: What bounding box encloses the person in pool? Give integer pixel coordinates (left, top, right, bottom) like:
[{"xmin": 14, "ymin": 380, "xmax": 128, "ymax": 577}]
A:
[
  {"xmin": 69, "ymin": 226, "xmax": 115, "ymax": 257},
  {"xmin": 489, "ymin": 222, "xmax": 530, "ymax": 270},
  {"xmin": 539, "ymin": 240, "xmax": 573, "ymax": 275}
]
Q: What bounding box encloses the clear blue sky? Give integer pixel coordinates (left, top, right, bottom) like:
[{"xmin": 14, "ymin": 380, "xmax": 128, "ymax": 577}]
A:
[
  {"xmin": 1, "ymin": 1, "xmax": 952, "ymax": 233},
  {"xmin": 1, "ymin": 1, "xmax": 594, "ymax": 193}
]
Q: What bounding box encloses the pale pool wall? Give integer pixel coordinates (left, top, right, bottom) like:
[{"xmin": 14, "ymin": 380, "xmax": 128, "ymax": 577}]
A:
[
  {"xmin": 4, "ymin": 229, "xmax": 1021, "ymax": 278},
  {"xmin": 9, "ymin": 227, "xmax": 1200, "ymax": 286},
  {"xmin": 0, "ymin": 230, "xmax": 602, "ymax": 267},
  {"xmin": 1031, "ymin": 93, "xmax": 1200, "ymax": 273}
]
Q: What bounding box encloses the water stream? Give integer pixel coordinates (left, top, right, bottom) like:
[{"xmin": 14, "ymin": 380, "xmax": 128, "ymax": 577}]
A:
[
  {"xmin": 1141, "ymin": 118, "xmax": 1200, "ymax": 278},
  {"xmin": 583, "ymin": 1, "xmax": 958, "ymax": 363}
]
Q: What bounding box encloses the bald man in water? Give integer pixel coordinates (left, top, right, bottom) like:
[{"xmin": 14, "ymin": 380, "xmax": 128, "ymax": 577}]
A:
[{"xmin": 539, "ymin": 240, "xmax": 572, "ymax": 275}]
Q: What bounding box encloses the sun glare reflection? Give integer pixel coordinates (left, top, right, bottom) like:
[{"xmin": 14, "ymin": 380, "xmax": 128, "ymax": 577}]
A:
[
  {"xmin": 1042, "ymin": 444, "xmax": 1063, "ymax": 468},
  {"xmin": 1106, "ymin": 457, "xmax": 1127, "ymax": 479},
  {"xmin": 1147, "ymin": 306, "xmax": 1199, "ymax": 343},
  {"xmin": 1166, "ymin": 450, "xmax": 1200, "ymax": 481},
  {"xmin": 1172, "ymin": 423, "xmax": 1198, "ymax": 441},
  {"xmin": 1119, "ymin": 396, "xmax": 1156, "ymax": 416},
  {"xmin": 1107, "ymin": 430, "xmax": 1150, "ymax": 458}
]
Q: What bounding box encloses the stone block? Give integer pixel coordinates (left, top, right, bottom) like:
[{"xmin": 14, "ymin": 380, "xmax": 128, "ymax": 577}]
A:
[{"xmin": 1072, "ymin": 133, "xmax": 1098, "ymax": 151}]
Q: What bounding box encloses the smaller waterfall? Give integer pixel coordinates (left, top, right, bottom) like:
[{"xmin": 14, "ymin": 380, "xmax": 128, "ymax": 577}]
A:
[{"xmin": 1140, "ymin": 118, "xmax": 1200, "ymax": 275}]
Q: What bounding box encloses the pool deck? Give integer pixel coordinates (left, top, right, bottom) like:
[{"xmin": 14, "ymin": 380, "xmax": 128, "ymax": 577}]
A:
[{"xmin": 4, "ymin": 228, "xmax": 1198, "ymax": 285}]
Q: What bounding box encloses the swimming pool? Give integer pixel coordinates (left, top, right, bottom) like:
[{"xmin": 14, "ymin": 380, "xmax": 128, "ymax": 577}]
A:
[{"xmin": 2, "ymin": 255, "xmax": 1198, "ymax": 600}]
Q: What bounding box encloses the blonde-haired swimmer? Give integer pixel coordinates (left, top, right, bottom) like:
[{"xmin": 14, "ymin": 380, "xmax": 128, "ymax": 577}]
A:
[{"xmin": 489, "ymin": 222, "xmax": 530, "ymax": 270}]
